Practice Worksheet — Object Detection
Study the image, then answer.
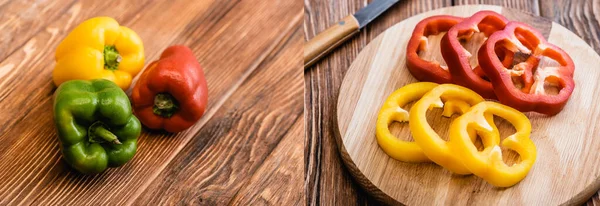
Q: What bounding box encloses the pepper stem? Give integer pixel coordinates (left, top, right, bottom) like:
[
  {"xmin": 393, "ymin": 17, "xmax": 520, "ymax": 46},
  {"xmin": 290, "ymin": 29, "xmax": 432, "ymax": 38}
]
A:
[
  {"xmin": 89, "ymin": 122, "xmax": 122, "ymax": 144},
  {"xmin": 153, "ymin": 93, "xmax": 179, "ymax": 118},
  {"xmin": 103, "ymin": 45, "xmax": 122, "ymax": 71}
]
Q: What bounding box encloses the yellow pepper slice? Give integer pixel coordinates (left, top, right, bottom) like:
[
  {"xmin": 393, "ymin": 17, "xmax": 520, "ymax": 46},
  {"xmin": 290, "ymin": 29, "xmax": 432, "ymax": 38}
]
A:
[
  {"xmin": 376, "ymin": 82, "xmax": 438, "ymax": 162},
  {"xmin": 448, "ymin": 101, "xmax": 536, "ymax": 187},
  {"xmin": 53, "ymin": 17, "xmax": 145, "ymax": 90},
  {"xmin": 409, "ymin": 84, "xmax": 496, "ymax": 174}
]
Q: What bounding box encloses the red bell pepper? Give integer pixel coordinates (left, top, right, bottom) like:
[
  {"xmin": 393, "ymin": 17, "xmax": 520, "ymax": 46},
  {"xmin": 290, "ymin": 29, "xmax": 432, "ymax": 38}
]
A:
[
  {"xmin": 478, "ymin": 22, "xmax": 575, "ymax": 115},
  {"xmin": 406, "ymin": 15, "xmax": 464, "ymax": 84},
  {"xmin": 131, "ymin": 45, "xmax": 208, "ymax": 132},
  {"xmin": 441, "ymin": 11, "xmax": 509, "ymax": 99}
]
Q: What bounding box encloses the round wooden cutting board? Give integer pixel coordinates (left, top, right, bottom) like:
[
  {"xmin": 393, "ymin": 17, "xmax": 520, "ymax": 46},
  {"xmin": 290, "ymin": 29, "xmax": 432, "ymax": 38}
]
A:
[{"xmin": 335, "ymin": 5, "xmax": 600, "ymax": 205}]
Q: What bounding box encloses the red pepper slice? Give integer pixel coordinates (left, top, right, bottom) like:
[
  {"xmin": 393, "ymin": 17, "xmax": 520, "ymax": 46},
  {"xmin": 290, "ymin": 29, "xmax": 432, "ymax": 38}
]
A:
[
  {"xmin": 478, "ymin": 22, "xmax": 575, "ymax": 115},
  {"xmin": 441, "ymin": 11, "xmax": 509, "ymax": 99},
  {"xmin": 407, "ymin": 15, "xmax": 464, "ymax": 84}
]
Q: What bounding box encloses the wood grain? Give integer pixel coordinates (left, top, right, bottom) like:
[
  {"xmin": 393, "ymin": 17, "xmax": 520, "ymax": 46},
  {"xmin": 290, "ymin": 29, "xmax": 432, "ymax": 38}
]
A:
[
  {"xmin": 230, "ymin": 118, "xmax": 305, "ymax": 205},
  {"xmin": 305, "ymin": 0, "xmax": 600, "ymax": 205},
  {"xmin": 0, "ymin": 0, "xmax": 303, "ymax": 204},
  {"xmin": 337, "ymin": 5, "xmax": 600, "ymax": 205},
  {"xmin": 455, "ymin": 0, "xmax": 540, "ymax": 14}
]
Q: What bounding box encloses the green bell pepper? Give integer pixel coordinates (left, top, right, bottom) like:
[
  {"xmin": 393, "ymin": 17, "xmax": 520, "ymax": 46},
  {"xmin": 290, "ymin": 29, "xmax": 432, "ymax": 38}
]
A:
[{"xmin": 53, "ymin": 79, "xmax": 141, "ymax": 174}]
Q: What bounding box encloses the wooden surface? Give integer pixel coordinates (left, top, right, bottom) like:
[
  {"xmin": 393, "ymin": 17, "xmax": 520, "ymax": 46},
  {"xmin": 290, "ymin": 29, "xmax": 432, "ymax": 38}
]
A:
[
  {"xmin": 336, "ymin": 5, "xmax": 600, "ymax": 205},
  {"xmin": 304, "ymin": 0, "xmax": 600, "ymax": 205},
  {"xmin": 0, "ymin": 0, "xmax": 303, "ymax": 205}
]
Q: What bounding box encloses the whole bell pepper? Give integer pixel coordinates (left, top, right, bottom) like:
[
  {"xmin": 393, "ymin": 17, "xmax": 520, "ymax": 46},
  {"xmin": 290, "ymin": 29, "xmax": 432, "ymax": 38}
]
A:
[
  {"xmin": 53, "ymin": 17, "xmax": 145, "ymax": 90},
  {"xmin": 53, "ymin": 79, "xmax": 141, "ymax": 174},
  {"xmin": 441, "ymin": 11, "xmax": 509, "ymax": 99},
  {"xmin": 448, "ymin": 101, "xmax": 536, "ymax": 187},
  {"xmin": 406, "ymin": 15, "xmax": 463, "ymax": 84},
  {"xmin": 409, "ymin": 84, "xmax": 497, "ymax": 174},
  {"xmin": 131, "ymin": 45, "xmax": 208, "ymax": 133},
  {"xmin": 478, "ymin": 22, "xmax": 575, "ymax": 115}
]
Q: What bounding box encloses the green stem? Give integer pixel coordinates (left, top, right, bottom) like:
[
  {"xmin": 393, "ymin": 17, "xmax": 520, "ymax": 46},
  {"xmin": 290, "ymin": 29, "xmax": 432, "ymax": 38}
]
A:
[
  {"xmin": 89, "ymin": 122, "xmax": 121, "ymax": 144},
  {"xmin": 153, "ymin": 93, "xmax": 179, "ymax": 118},
  {"xmin": 104, "ymin": 45, "xmax": 121, "ymax": 70}
]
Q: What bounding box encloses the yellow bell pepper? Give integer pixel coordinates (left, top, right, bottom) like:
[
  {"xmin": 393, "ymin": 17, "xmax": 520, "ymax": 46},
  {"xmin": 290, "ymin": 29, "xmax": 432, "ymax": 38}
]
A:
[
  {"xmin": 409, "ymin": 84, "xmax": 496, "ymax": 174},
  {"xmin": 448, "ymin": 101, "xmax": 536, "ymax": 187},
  {"xmin": 376, "ymin": 82, "xmax": 438, "ymax": 162},
  {"xmin": 53, "ymin": 17, "xmax": 145, "ymax": 90}
]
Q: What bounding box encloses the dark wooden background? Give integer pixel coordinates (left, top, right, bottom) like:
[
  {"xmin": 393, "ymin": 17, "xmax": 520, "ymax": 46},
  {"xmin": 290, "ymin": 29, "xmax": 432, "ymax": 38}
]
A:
[
  {"xmin": 304, "ymin": 0, "xmax": 600, "ymax": 205},
  {"xmin": 0, "ymin": 0, "xmax": 303, "ymax": 204}
]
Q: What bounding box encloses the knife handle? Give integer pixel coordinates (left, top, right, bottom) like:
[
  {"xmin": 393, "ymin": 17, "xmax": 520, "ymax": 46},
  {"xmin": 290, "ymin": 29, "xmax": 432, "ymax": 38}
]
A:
[{"xmin": 304, "ymin": 15, "xmax": 360, "ymax": 69}]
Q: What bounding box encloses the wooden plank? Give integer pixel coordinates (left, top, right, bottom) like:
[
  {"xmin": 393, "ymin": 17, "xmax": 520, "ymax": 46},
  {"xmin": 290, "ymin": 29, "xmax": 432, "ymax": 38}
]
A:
[
  {"xmin": 0, "ymin": 0, "xmax": 157, "ymax": 63},
  {"xmin": 133, "ymin": 19, "xmax": 303, "ymax": 205},
  {"xmin": 0, "ymin": 0, "xmax": 220, "ymax": 203},
  {"xmin": 0, "ymin": 0, "xmax": 302, "ymax": 204},
  {"xmin": 229, "ymin": 118, "xmax": 304, "ymax": 205},
  {"xmin": 538, "ymin": 1, "xmax": 600, "ymax": 204},
  {"xmin": 304, "ymin": 2, "xmax": 377, "ymax": 205},
  {"xmin": 454, "ymin": 0, "xmax": 540, "ymax": 15},
  {"xmin": 0, "ymin": 0, "xmax": 75, "ymax": 61},
  {"xmin": 304, "ymin": 0, "xmax": 452, "ymax": 205},
  {"xmin": 228, "ymin": 30, "xmax": 303, "ymax": 205},
  {"xmin": 539, "ymin": 0, "xmax": 600, "ymax": 54}
]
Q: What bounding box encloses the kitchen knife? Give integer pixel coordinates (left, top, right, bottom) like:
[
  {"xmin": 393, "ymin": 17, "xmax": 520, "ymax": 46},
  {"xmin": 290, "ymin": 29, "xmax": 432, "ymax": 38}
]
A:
[{"xmin": 304, "ymin": 0, "xmax": 400, "ymax": 69}]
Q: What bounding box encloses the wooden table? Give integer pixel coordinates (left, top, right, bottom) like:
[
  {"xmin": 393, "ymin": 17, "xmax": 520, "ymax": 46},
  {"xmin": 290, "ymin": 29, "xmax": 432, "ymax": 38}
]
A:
[
  {"xmin": 0, "ymin": 0, "xmax": 302, "ymax": 204},
  {"xmin": 304, "ymin": 0, "xmax": 600, "ymax": 205}
]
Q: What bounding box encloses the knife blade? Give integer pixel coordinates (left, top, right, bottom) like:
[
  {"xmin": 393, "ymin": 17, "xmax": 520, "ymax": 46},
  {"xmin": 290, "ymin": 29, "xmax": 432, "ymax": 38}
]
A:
[
  {"xmin": 354, "ymin": 0, "xmax": 399, "ymax": 29},
  {"xmin": 304, "ymin": 0, "xmax": 400, "ymax": 69}
]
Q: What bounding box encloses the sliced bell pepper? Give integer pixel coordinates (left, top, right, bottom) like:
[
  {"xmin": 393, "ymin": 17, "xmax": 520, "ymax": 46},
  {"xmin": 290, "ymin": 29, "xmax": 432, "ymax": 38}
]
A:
[
  {"xmin": 478, "ymin": 22, "xmax": 575, "ymax": 115},
  {"xmin": 448, "ymin": 101, "xmax": 536, "ymax": 187},
  {"xmin": 53, "ymin": 17, "xmax": 145, "ymax": 90},
  {"xmin": 131, "ymin": 45, "xmax": 208, "ymax": 133},
  {"xmin": 53, "ymin": 79, "xmax": 141, "ymax": 174},
  {"xmin": 409, "ymin": 84, "xmax": 496, "ymax": 174},
  {"xmin": 441, "ymin": 11, "xmax": 509, "ymax": 99},
  {"xmin": 376, "ymin": 82, "xmax": 438, "ymax": 162},
  {"xmin": 406, "ymin": 15, "xmax": 464, "ymax": 84}
]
